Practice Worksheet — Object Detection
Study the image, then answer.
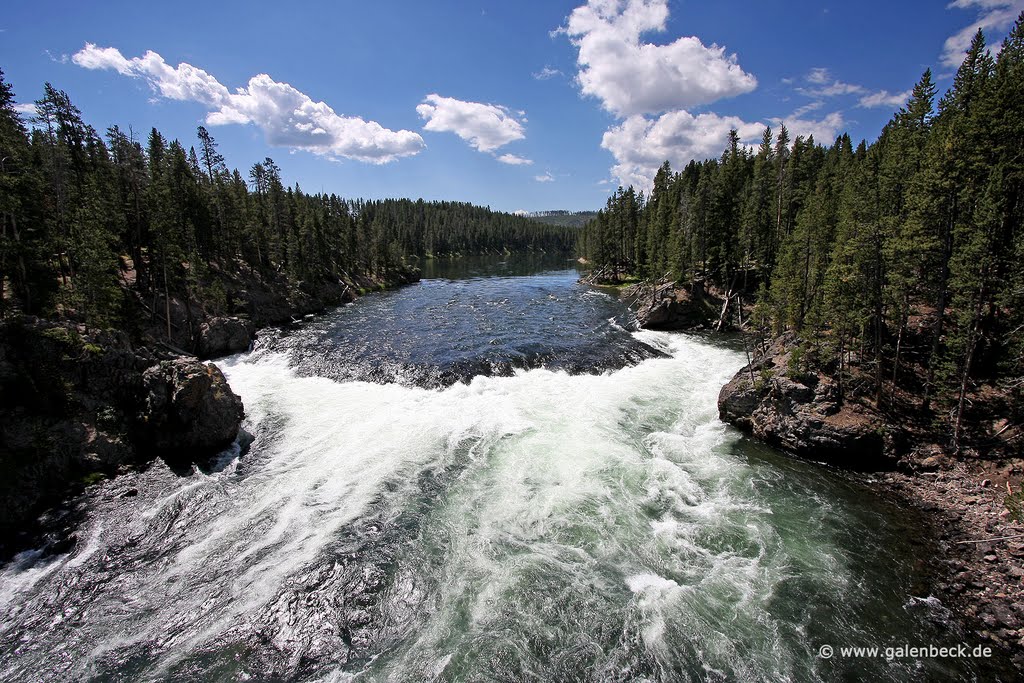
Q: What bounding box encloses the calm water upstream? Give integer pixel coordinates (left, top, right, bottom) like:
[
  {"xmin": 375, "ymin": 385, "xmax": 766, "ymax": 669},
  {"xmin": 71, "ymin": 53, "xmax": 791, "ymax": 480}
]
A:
[{"xmin": 0, "ymin": 255, "xmax": 1009, "ymax": 681}]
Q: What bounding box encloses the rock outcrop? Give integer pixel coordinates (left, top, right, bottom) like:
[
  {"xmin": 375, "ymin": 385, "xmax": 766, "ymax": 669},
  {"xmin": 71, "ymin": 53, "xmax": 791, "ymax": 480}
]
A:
[
  {"xmin": 197, "ymin": 316, "xmax": 255, "ymax": 359},
  {"xmin": 622, "ymin": 280, "xmax": 722, "ymax": 330},
  {"xmin": 137, "ymin": 262, "xmax": 421, "ymax": 360},
  {"xmin": 141, "ymin": 358, "xmax": 244, "ymax": 456},
  {"xmin": 0, "ymin": 318, "xmax": 244, "ymax": 555},
  {"xmin": 717, "ymin": 335, "xmax": 892, "ymax": 469}
]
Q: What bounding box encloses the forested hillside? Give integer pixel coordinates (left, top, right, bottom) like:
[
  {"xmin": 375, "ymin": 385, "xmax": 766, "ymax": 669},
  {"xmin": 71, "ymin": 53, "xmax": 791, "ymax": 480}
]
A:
[
  {"xmin": 528, "ymin": 210, "xmax": 598, "ymax": 228},
  {"xmin": 0, "ymin": 72, "xmax": 574, "ymax": 338},
  {"xmin": 579, "ymin": 22, "xmax": 1024, "ymax": 454}
]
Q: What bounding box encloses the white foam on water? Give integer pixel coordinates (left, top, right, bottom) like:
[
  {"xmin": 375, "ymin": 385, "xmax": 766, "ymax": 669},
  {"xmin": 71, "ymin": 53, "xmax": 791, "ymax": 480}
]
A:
[
  {"xmin": 349, "ymin": 330, "xmax": 787, "ymax": 680},
  {"xmin": 0, "ymin": 328, "xmax": 898, "ymax": 682}
]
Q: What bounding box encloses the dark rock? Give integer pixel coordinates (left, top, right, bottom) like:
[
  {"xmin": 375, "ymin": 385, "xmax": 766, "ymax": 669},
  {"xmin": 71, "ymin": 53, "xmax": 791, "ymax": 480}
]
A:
[
  {"xmin": 621, "ymin": 280, "xmax": 721, "ymax": 330},
  {"xmin": 196, "ymin": 316, "xmax": 255, "ymax": 359},
  {"xmin": 141, "ymin": 358, "xmax": 243, "ymax": 458},
  {"xmin": 0, "ymin": 318, "xmax": 152, "ymax": 554},
  {"xmin": 718, "ymin": 334, "xmax": 890, "ymax": 469}
]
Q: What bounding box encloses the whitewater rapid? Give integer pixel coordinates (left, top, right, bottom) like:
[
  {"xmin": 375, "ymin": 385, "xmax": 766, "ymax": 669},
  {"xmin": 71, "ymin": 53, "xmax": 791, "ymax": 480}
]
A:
[{"xmin": 0, "ymin": 266, "xmax": 998, "ymax": 681}]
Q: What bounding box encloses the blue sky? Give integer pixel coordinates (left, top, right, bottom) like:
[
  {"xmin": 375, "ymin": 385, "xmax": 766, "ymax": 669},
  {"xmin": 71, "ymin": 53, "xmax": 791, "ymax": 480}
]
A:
[{"xmin": 2, "ymin": 0, "xmax": 1021, "ymax": 212}]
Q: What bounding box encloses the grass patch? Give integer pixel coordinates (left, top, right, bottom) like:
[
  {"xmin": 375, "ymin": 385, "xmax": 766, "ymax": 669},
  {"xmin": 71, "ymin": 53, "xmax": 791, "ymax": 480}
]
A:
[{"xmin": 81, "ymin": 471, "xmax": 107, "ymax": 487}]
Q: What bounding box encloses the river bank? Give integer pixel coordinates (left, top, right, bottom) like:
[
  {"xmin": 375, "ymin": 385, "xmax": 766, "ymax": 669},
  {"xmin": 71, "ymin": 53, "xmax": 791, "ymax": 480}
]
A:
[
  {"xmin": 710, "ymin": 329, "xmax": 1024, "ymax": 670},
  {"xmin": 879, "ymin": 460, "xmax": 1024, "ymax": 669}
]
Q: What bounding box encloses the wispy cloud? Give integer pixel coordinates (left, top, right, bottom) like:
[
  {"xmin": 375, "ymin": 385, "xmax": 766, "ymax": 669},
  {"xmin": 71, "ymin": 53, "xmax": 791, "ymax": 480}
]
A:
[
  {"xmin": 794, "ymin": 67, "xmax": 911, "ymax": 112},
  {"xmin": 943, "ymin": 0, "xmax": 1024, "ymax": 66},
  {"xmin": 45, "ymin": 49, "xmax": 68, "ymax": 64},
  {"xmin": 805, "ymin": 67, "xmax": 831, "ymax": 85},
  {"xmin": 532, "ymin": 66, "xmax": 562, "ymax": 80},
  {"xmin": 496, "ymin": 153, "xmax": 533, "ymax": 165},
  {"xmin": 858, "ymin": 89, "xmax": 912, "ymax": 109},
  {"xmin": 791, "ymin": 100, "xmax": 824, "ymax": 118},
  {"xmin": 71, "ymin": 43, "xmax": 425, "ymax": 163},
  {"xmin": 796, "ymin": 69, "xmax": 865, "ymax": 97},
  {"xmin": 535, "ymin": 172, "xmax": 555, "ymax": 182}
]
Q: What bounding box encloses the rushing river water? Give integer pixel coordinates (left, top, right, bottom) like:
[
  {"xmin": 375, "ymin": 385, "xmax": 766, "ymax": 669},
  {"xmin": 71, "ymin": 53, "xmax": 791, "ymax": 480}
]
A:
[{"xmin": 0, "ymin": 256, "xmax": 1009, "ymax": 681}]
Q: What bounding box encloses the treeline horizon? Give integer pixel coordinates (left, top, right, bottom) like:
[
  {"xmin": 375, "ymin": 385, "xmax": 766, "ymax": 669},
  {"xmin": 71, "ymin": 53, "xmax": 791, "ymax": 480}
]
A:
[
  {"xmin": 0, "ymin": 71, "xmax": 575, "ymax": 331},
  {"xmin": 579, "ymin": 18, "xmax": 1024, "ymax": 452}
]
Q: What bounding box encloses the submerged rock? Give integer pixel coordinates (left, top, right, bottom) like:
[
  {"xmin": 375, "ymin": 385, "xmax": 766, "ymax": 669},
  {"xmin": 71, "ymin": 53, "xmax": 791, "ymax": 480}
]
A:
[
  {"xmin": 141, "ymin": 358, "xmax": 244, "ymax": 457},
  {"xmin": 718, "ymin": 335, "xmax": 891, "ymax": 469}
]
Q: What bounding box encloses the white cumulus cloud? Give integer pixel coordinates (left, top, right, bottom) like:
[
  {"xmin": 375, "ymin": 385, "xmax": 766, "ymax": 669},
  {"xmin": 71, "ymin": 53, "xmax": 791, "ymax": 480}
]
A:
[
  {"xmin": 601, "ymin": 110, "xmax": 766, "ymax": 191},
  {"xmin": 603, "ymin": 108, "xmax": 844, "ymax": 192},
  {"xmin": 416, "ymin": 94, "xmax": 526, "ymax": 153},
  {"xmin": 71, "ymin": 43, "xmax": 425, "ymax": 164},
  {"xmin": 768, "ymin": 112, "xmax": 844, "ymax": 147},
  {"xmin": 561, "ymin": 0, "xmax": 757, "ymax": 117}
]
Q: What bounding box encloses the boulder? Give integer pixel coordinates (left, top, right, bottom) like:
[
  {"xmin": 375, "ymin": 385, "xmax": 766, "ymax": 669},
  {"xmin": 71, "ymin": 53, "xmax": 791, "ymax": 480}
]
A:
[
  {"xmin": 196, "ymin": 316, "xmax": 254, "ymax": 359},
  {"xmin": 622, "ymin": 280, "xmax": 719, "ymax": 330},
  {"xmin": 141, "ymin": 358, "xmax": 243, "ymax": 457}
]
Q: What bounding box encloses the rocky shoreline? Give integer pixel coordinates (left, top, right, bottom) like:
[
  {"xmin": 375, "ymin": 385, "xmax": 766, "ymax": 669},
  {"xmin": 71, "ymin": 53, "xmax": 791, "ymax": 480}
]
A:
[
  {"xmin": 713, "ymin": 333, "xmax": 1024, "ymax": 672},
  {"xmin": 717, "ymin": 333, "xmax": 894, "ymax": 470},
  {"xmin": 878, "ymin": 460, "xmax": 1024, "ymax": 671},
  {"xmin": 580, "ymin": 274, "xmax": 733, "ymax": 332},
  {"xmin": 0, "ymin": 267, "xmax": 421, "ymax": 558}
]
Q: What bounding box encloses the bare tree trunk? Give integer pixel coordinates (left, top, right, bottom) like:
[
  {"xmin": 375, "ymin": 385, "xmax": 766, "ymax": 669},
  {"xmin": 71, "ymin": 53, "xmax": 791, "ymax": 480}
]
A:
[
  {"xmin": 891, "ymin": 302, "xmax": 907, "ymax": 403},
  {"xmin": 715, "ymin": 291, "xmax": 732, "ymax": 332},
  {"xmin": 837, "ymin": 336, "xmax": 846, "ymax": 404},
  {"xmin": 743, "ymin": 321, "xmax": 756, "ymax": 387}
]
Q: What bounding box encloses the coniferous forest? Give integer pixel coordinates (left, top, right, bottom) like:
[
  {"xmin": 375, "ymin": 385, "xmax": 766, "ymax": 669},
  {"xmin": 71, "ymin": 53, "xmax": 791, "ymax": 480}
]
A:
[
  {"xmin": 578, "ymin": 24, "xmax": 1024, "ymax": 454},
  {"xmin": 0, "ymin": 71, "xmax": 575, "ymax": 337}
]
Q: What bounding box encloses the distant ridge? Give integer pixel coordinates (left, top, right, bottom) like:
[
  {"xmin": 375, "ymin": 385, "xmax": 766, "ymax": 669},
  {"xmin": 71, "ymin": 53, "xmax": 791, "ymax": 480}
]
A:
[{"xmin": 520, "ymin": 210, "xmax": 598, "ymax": 228}]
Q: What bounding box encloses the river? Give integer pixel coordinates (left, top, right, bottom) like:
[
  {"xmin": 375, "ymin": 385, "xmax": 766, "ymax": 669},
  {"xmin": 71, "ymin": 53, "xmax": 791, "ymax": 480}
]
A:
[{"xmin": 0, "ymin": 255, "xmax": 1005, "ymax": 681}]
